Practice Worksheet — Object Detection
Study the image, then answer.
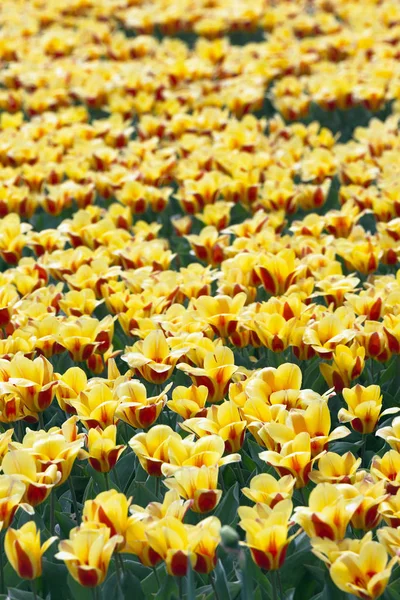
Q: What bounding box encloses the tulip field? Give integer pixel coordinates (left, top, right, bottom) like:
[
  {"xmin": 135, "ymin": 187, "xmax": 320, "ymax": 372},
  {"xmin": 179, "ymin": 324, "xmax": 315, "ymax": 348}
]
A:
[{"xmin": 5, "ymin": 1, "xmax": 400, "ymax": 599}]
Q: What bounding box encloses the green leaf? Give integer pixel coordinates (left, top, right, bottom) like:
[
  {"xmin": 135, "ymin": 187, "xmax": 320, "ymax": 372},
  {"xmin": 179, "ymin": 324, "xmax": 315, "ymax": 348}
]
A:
[
  {"xmin": 7, "ymin": 590, "xmax": 36, "ymax": 600},
  {"xmin": 212, "ymin": 560, "xmax": 232, "ymax": 600},
  {"xmin": 154, "ymin": 574, "xmax": 179, "ymax": 600},
  {"xmin": 55, "ymin": 511, "xmax": 76, "ymax": 537},
  {"xmin": 67, "ymin": 575, "xmax": 93, "ymax": 600},
  {"xmin": 214, "ymin": 483, "xmax": 240, "ymax": 526},
  {"xmin": 185, "ymin": 560, "xmax": 195, "ymax": 600}
]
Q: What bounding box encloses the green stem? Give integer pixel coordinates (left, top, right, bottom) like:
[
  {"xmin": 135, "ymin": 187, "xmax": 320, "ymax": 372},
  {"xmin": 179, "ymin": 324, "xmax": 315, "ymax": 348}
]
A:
[
  {"xmin": 209, "ymin": 573, "xmax": 219, "ymax": 600},
  {"xmin": 104, "ymin": 471, "xmax": 110, "ymax": 490},
  {"xmin": 178, "ymin": 576, "xmax": 183, "ymax": 599},
  {"xmin": 361, "ymin": 434, "xmax": 367, "ymax": 467},
  {"xmin": 153, "ymin": 567, "xmax": 160, "ymax": 587},
  {"xmin": 271, "ymin": 571, "xmax": 278, "ymax": 600},
  {"xmin": 114, "ymin": 555, "xmax": 122, "ymax": 591},
  {"xmin": 155, "ymin": 476, "xmax": 160, "ymax": 499},
  {"xmin": 50, "ymin": 491, "xmax": 55, "ymax": 534},
  {"xmin": 118, "ymin": 552, "xmax": 125, "ymax": 574},
  {"xmin": 124, "ymin": 465, "xmax": 136, "ymax": 494},
  {"xmin": 68, "ymin": 477, "xmax": 81, "ymax": 525},
  {"xmin": 38, "ymin": 412, "xmax": 45, "ymax": 430},
  {"xmin": 113, "ymin": 467, "xmax": 122, "ymax": 491},
  {"xmin": 277, "ymin": 570, "xmax": 284, "ymax": 600},
  {"xmin": 91, "ymin": 587, "xmax": 99, "ymax": 600},
  {"xmin": 31, "ymin": 579, "xmax": 38, "ymax": 600},
  {"xmin": 0, "ymin": 531, "xmax": 4, "ymax": 595},
  {"xmin": 235, "ymin": 462, "xmax": 246, "ymax": 487},
  {"xmin": 299, "ymin": 488, "xmax": 306, "ymax": 505}
]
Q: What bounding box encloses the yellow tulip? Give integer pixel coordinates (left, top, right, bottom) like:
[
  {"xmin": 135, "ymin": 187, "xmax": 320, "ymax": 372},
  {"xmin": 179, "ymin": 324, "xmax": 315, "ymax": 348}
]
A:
[
  {"xmin": 122, "ymin": 330, "xmax": 188, "ymax": 384},
  {"xmin": 379, "ymin": 488, "xmax": 400, "ymax": 527},
  {"xmin": 320, "ymin": 344, "xmax": 365, "ymax": 392},
  {"xmin": 145, "ymin": 516, "xmax": 196, "ymax": 576},
  {"xmin": 177, "ymin": 346, "xmax": 238, "ymax": 403},
  {"xmin": 340, "ymin": 384, "xmax": 398, "ymax": 434},
  {"xmin": 371, "ymin": 450, "xmax": 400, "ymax": 494},
  {"xmin": 378, "ymin": 526, "xmax": 400, "ymax": 557},
  {"xmin": 294, "ymin": 483, "xmax": 363, "ymax": 540},
  {"xmin": 260, "ymin": 432, "xmax": 323, "ymax": 488},
  {"xmin": 345, "ymin": 477, "xmax": 387, "ymax": 531},
  {"xmin": 376, "ymin": 416, "xmax": 400, "ymax": 452},
  {"xmin": 192, "ymin": 293, "xmax": 247, "ymax": 339},
  {"xmin": 81, "ymin": 425, "xmax": 125, "ymax": 473},
  {"xmin": 167, "ymin": 384, "xmax": 208, "ymax": 419},
  {"xmin": 83, "ymin": 490, "xmax": 132, "ymax": 549},
  {"xmin": 71, "ymin": 382, "xmax": 119, "ymax": 429},
  {"xmin": 0, "ymin": 475, "xmax": 33, "ymax": 528},
  {"xmin": 115, "ymin": 379, "xmax": 170, "ymax": 429},
  {"xmin": 2, "ymin": 450, "xmax": 60, "ymax": 506},
  {"xmin": 309, "ymin": 452, "xmax": 362, "ymax": 484},
  {"xmin": 6, "ymin": 352, "xmax": 57, "ymax": 414},
  {"xmin": 242, "ymin": 474, "xmax": 295, "ymax": 507},
  {"xmin": 129, "ymin": 425, "xmax": 181, "ymax": 477},
  {"xmin": 239, "ymin": 499, "xmax": 296, "ymax": 570},
  {"xmin": 162, "ymin": 465, "xmax": 222, "ymax": 513},
  {"xmin": 56, "ymin": 524, "xmax": 122, "ymax": 587},
  {"xmin": 5, "ymin": 522, "xmax": 56, "ymax": 580},
  {"xmin": 181, "ymin": 400, "xmax": 246, "ymax": 452},
  {"xmin": 55, "ymin": 367, "xmax": 87, "ymax": 414},
  {"xmin": 10, "ymin": 426, "xmax": 83, "ymax": 485},
  {"xmin": 330, "ymin": 540, "xmax": 395, "ymax": 600}
]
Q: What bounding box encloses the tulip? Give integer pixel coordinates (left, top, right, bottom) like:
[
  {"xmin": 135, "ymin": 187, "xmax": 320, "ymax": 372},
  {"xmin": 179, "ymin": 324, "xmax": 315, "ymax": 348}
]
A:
[
  {"xmin": 70, "ymin": 382, "xmax": 119, "ymax": 429},
  {"xmin": 10, "ymin": 426, "xmax": 83, "ymax": 485},
  {"xmin": 145, "ymin": 516, "xmax": 196, "ymax": 576},
  {"xmin": 180, "ymin": 400, "xmax": 246, "ymax": 452},
  {"xmin": 330, "ymin": 540, "xmax": 395, "ymax": 599},
  {"xmin": 81, "ymin": 425, "xmax": 125, "ymax": 473},
  {"xmin": 6, "ymin": 352, "xmax": 57, "ymax": 414},
  {"xmin": 371, "ymin": 450, "xmax": 400, "ymax": 494},
  {"xmin": 357, "ymin": 321, "xmax": 391, "ymax": 362},
  {"xmin": 340, "ymin": 384, "xmax": 398, "ymax": 434},
  {"xmin": 311, "ymin": 532, "xmax": 372, "ymax": 566},
  {"xmin": 293, "ymin": 483, "xmax": 363, "ymax": 540},
  {"xmin": 56, "ymin": 524, "xmax": 122, "ymax": 587},
  {"xmin": 190, "ymin": 516, "xmax": 221, "ymax": 574},
  {"xmin": 260, "ymin": 432, "xmax": 323, "ymax": 488},
  {"xmin": 83, "ymin": 490, "xmax": 132, "ymax": 549},
  {"xmin": 59, "ymin": 315, "xmax": 114, "ymax": 362},
  {"xmin": 377, "ymin": 526, "xmax": 400, "ymax": 557},
  {"xmin": 167, "ymin": 384, "xmax": 208, "ymax": 419},
  {"xmin": 166, "ymin": 433, "xmax": 241, "ymax": 470},
  {"xmin": 376, "ymin": 416, "xmax": 400, "ymax": 451},
  {"xmin": 379, "ymin": 488, "xmax": 400, "ymax": 527},
  {"xmin": 5, "ymin": 522, "xmax": 56, "ymax": 580},
  {"xmin": 185, "ymin": 226, "xmax": 229, "ymax": 266},
  {"xmin": 303, "ymin": 309, "xmax": 357, "ymax": 359},
  {"xmin": 177, "ymin": 346, "xmax": 238, "ymax": 403},
  {"xmin": 344, "ymin": 477, "xmax": 388, "ymax": 531},
  {"xmin": 122, "ymin": 330, "xmax": 188, "ymax": 384},
  {"xmin": 0, "ymin": 475, "xmax": 33, "ymax": 528},
  {"xmin": 55, "ymin": 367, "xmax": 87, "ymax": 413},
  {"xmin": 242, "ymin": 474, "xmax": 295, "ymax": 507},
  {"xmin": 239, "ymin": 499, "xmax": 296, "ymax": 570},
  {"xmin": 256, "ymin": 249, "xmax": 301, "ymax": 296},
  {"xmin": 320, "ymin": 344, "xmax": 365, "ymax": 392},
  {"xmin": 309, "ymin": 452, "xmax": 361, "ymax": 484},
  {"xmin": 2, "ymin": 450, "xmax": 60, "ymax": 506},
  {"xmin": 163, "ymin": 465, "xmax": 222, "ymax": 513},
  {"xmin": 115, "ymin": 379, "xmax": 170, "ymax": 429},
  {"xmin": 192, "ymin": 293, "xmax": 247, "ymax": 338},
  {"xmin": 129, "ymin": 425, "xmax": 181, "ymax": 477},
  {"xmin": 130, "ymin": 489, "xmax": 192, "ymax": 522}
]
